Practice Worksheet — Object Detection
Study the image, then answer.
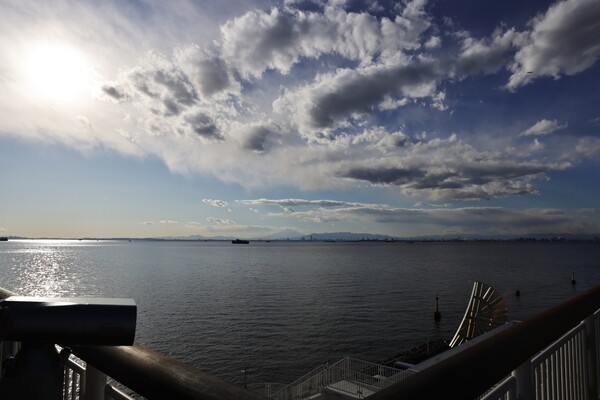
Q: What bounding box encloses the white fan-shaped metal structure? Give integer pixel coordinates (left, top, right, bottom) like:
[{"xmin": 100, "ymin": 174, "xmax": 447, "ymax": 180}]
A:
[{"xmin": 449, "ymin": 281, "xmax": 508, "ymax": 348}]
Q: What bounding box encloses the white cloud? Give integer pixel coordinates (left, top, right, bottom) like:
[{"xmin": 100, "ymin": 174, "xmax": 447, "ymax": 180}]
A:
[
  {"xmin": 457, "ymin": 28, "xmax": 523, "ymax": 76},
  {"xmin": 530, "ymin": 138, "xmax": 545, "ymax": 152},
  {"xmin": 575, "ymin": 137, "xmax": 600, "ymax": 159},
  {"xmin": 507, "ymin": 0, "xmax": 600, "ymax": 89},
  {"xmin": 1, "ymin": 0, "xmax": 598, "ymax": 208},
  {"xmin": 424, "ymin": 35, "xmax": 441, "ymax": 49},
  {"xmin": 203, "ymin": 199, "xmax": 229, "ymax": 207},
  {"xmin": 378, "ymin": 96, "xmax": 409, "ymax": 111},
  {"xmin": 520, "ymin": 119, "xmax": 567, "ymax": 137},
  {"xmin": 431, "ymin": 91, "xmax": 448, "ymax": 111},
  {"xmin": 273, "ymin": 59, "xmax": 444, "ymax": 139},
  {"xmin": 219, "ymin": 0, "xmax": 431, "ymax": 79},
  {"xmin": 207, "ymin": 217, "xmax": 235, "ymax": 225},
  {"xmin": 242, "ymin": 198, "xmax": 600, "ymax": 234}
]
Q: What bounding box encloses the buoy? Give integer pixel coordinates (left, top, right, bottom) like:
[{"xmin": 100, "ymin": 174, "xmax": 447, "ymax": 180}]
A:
[
  {"xmin": 516, "ymin": 289, "xmax": 520, "ymax": 297},
  {"xmin": 434, "ymin": 295, "xmax": 441, "ymax": 322},
  {"xmin": 571, "ymin": 272, "xmax": 576, "ymax": 285}
]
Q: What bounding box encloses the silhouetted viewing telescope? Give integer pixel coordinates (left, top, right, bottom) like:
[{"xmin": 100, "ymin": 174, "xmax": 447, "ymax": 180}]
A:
[
  {"xmin": 0, "ymin": 295, "xmax": 136, "ymax": 399},
  {"xmin": 0, "ymin": 296, "xmax": 136, "ymax": 345}
]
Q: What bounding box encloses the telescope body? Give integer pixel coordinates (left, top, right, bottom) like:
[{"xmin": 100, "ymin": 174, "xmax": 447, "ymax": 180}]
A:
[{"xmin": 0, "ymin": 296, "xmax": 136, "ymax": 345}]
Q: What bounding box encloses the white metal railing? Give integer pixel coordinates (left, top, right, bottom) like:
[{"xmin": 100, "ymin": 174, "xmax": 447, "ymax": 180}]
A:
[
  {"xmin": 61, "ymin": 350, "xmax": 136, "ymax": 400},
  {"xmin": 247, "ymin": 382, "xmax": 287, "ymax": 397},
  {"xmin": 62, "ymin": 350, "xmax": 85, "ymax": 400},
  {"xmin": 269, "ymin": 362, "xmax": 329, "ymax": 400},
  {"xmin": 480, "ymin": 311, "xmax": 600, "ymax": 400},
  {"xmin": 268, "ymin": 356, "xmax": 415, "ymax": 400},
  {"xmin": 531, "ymin": 322, "xmax": 587, "ymax": 399}
]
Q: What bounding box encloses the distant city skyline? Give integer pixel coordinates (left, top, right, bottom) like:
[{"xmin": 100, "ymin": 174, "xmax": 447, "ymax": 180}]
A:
[{"xmin": 1, "ymin": 0, "xmax": 599, "ymax": 238}]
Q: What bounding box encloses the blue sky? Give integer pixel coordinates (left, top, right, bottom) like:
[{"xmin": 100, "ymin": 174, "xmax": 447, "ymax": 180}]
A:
[{"xmin": 0, "ymin": 0, "xmax": 599, "ymax": 238}]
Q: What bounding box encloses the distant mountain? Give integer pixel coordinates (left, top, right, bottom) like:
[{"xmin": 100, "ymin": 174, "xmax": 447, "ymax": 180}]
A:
[
  {"xmin": 157, "ymin": 234, "xmax": 236, "ymax": 241},
  {"xmin": 401, "ymin": 233, "xmax": 600, "ymax": 241},
  {"xmin": 255, "ymin": 229, "xmax": 305, "ymax": 240},
  {"xmin": 12, "ymin": 231, "xmax": 598, "ymax": 242},
  {"xmin": 300, "ymin": 232, "xmax": 395, "ymax": 241}
]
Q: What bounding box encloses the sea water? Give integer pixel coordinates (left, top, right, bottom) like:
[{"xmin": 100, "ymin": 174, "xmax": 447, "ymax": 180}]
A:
[{"xmin": 1, "ymin": 240, "xmax": 599, "ymax": 385}]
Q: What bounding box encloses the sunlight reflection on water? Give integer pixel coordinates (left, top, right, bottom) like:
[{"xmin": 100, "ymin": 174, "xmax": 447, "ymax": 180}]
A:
[{"xmin": 3, "ymin": 240, "xmax": 100, "ymax": 297}]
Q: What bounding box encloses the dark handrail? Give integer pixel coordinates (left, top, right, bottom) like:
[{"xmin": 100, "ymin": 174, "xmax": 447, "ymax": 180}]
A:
[
  {"xmin": 369, "ymin": 284, "xmax": 600, "ymax": 400},
  {"xmin": 0, "ymin": 287, "xmax": 269, "ymax": 400},
  {"xmin": 0, "ymin": 287, "xmax": 16, "ymax": 299},
  {"xmin": 72, "ymin": 345, "xmax": 269, "ymax": 400}
]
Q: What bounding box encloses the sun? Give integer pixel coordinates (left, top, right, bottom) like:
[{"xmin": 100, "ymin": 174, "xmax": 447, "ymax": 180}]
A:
[{"xmin": 24, "ymin": 42, "xmax": 93, "ymax": 103}]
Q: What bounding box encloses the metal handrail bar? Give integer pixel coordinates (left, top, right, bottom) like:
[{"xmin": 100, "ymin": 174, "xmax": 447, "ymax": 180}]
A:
[
  {"xmin": 105, "ymin": 384, "xmax": 135, "ymax": 400},
  {"xmin": 71, "ymin": 344, "xmax": 270, "ymax": 400},
  {"xmin": 0, "ymin": 287, "xmax": 17, "ymax": 299},
  {"xmin": 369, "ymin": 284, "xmax": 600, "ymax": 400},
  {"xmin": 479, "ymin": 375, "xmax": 516, "ymax": 400},
  {"xmin": 63, "ymin": 354, "xmax": 86, "ymax": 375}
]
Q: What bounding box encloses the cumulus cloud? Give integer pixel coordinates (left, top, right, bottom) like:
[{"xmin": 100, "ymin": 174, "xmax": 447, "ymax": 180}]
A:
[
  {"xmin": 2, "ymin": 0, "xmax": 599, "ymax": 209},
  {"xmin": 100, "ymin": 85, "xmax": 128, "ymax": 102},
  {"xmin": 274, "ymin": 59, "xmax": 445, "ymax": 138},
  {"xmin": 431, "ymin": 91, "xmax": 447, "ymax": 111},
  {"xmin": 185, "ymin": 112, "xmax": 223, "ymax": 140},
  {"xmin": 575, "ymin": 137, "xmax": 600, "ymax": 159},
  {"xmin": 175, "ymin": 47, "xmax": 240, "ymax": 98},
  {"xmin": 507, "ymin": 0, "xmax": 600, "ymax": 89},
  {"xmin": 457, "ymin": 28, "xmax": 523, "ymax": 76},
  {"xmin": 424, "ymin": 35, "xmax": 441, "ymax": 49},
  {"xmin": 228, "ymin": 122, "xmax": 282, "ymax": 153},
  {"xmin": 326, "ymin": 133, "xmax": 567, "ymax": 200},
  {"xmin": 203, "ymin": 199, "xmax": 229, "ymax": 207},
  {"xmin": 520, "ymin": 119, "xmax": 567, "ymax": 137},
  {"xmin": 219, "ymin": 0, "xmax": 432, "ymax": 79},
  {"xmin": 530, "ymin": 138, "xmax": 545, "ymax": 152}
]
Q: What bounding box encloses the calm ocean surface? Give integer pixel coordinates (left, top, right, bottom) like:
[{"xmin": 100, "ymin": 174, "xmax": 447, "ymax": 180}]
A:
[{"xmin": 1, "ymin": 240, "xmax": 599, "ymax": 386}]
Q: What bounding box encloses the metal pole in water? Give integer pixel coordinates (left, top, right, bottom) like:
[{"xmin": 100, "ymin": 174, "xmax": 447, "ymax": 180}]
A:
[
  {"xmin": 434, "ymin": 295, "xmax": 441, "ymax": 322},
  {"xmin": 572, "ymin": 272, "xmax": 577, "ymax": 286}
]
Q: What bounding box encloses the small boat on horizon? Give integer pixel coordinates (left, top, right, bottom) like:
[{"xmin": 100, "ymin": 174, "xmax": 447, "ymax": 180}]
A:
[{"xmin": 231, "ymin": 239, "xmax": 249, "ymax": 244}]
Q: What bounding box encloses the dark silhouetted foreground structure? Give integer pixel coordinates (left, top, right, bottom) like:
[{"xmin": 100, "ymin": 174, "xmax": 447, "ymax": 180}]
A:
[{"xmin": 3, "ymin": 284, "xmax": 600, "ymax": 399}]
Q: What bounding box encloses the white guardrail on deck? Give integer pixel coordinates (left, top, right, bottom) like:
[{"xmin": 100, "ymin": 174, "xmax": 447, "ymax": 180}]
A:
[
  {"xmin": 267, "ymin": 356, "xmax": 415, "ymax": 400},
  {"xmin": 480, "ymin": 309, "xmax": 600, "ymax": 400}
]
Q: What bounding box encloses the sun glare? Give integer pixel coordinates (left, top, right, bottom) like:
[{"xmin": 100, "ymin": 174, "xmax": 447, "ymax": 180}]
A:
[{"xmin": 24, "ymin": 43, "xmax": 93, "ymax": 103}]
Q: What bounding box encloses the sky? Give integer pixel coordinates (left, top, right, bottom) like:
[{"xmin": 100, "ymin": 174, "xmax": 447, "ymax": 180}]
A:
[{"xmin": 0, "ymin": 0, "xmax": 599, "ymax": 239}]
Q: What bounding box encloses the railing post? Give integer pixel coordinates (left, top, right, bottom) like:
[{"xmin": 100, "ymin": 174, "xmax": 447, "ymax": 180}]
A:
[
  {"xmin": 585, "ymin": 315, "xmax": 599, "ymax": 399},
  {"xmin": 82, "ymin": 365, "xmax": 106, "ymax": 400},
  {"xmin": 0, "ymin": 341, "xmax": 20, "ymax": 376},
  {"xmin": 513, "ymin": 361, "xmax": 534, "ymax": 400}
]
